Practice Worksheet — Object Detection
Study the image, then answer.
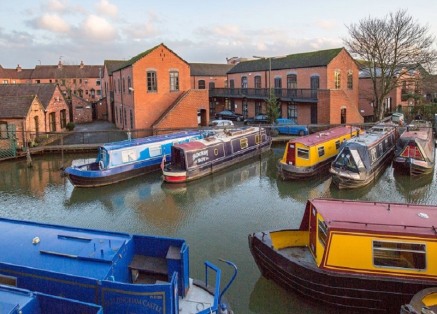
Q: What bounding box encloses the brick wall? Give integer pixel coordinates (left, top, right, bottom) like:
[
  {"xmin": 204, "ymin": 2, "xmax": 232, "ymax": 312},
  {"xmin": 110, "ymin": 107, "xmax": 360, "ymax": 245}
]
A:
[
  {"xmin": 154, "ymin": 89, "xmax": 209, "ymax": 129},
  {"xmin": 72, "ymin": 96, "xmax": 92, "ymax": 124}
]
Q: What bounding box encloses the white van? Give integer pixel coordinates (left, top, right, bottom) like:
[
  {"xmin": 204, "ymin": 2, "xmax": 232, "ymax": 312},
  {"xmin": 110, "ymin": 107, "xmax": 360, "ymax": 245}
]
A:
[{"xmin": 209, "ymin": 120, "xmax": 234, "ymax": 127}]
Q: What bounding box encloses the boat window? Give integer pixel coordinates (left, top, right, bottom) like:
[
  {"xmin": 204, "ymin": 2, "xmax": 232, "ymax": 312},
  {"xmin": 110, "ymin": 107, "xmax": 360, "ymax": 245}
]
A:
[
  {"xmin": 333, "ymin": 148, "xmax": 359, "ymax": 172},
  {"xmin": 214, "ymin": 148, "xmax": 218, "ymax": 156},
  {"xmin": 318, "ymin": 146, "xmax": 325, "ymax": 157},
  {"xmin": 370, "ymin": 148, "xmax": 377, "ymax": 163},
  {"xmin": 121, "ymin": 149, "xmax": 138, "ymax": 163},
  {"xmin": 255, "ymin": 134, "xmax": 260, "ymax": 144},
  {"xmin": 149, "ymin": 145, "xmax": 162, "ymax": 157},
  {"xmin": 240, "ymin": 138, "xmax": 248, "ymax": 149},
  {"xmin": 373, "ymin": 241, "xmax": 426, "ymax": 270},
  {"xmin": 335, "ymin": 140, "xmax": 340, "ymax": 150},
  {"xmin": 297, "ymin": 148, "xmax": 309, "ymax": 159},
  {"xmin": 318, "ymin": 219, "xmax": 328, "ymax": 247}
]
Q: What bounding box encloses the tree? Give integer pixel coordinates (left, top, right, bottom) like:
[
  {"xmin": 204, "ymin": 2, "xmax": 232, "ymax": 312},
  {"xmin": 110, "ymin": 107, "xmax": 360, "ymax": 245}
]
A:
[
  {"xmin": 344, "ymin": 9, "xmax": 437, "ymax": 121},
  {"xmin": 265, "ymin": 92, "xmax": 280, "ymax": 124}
]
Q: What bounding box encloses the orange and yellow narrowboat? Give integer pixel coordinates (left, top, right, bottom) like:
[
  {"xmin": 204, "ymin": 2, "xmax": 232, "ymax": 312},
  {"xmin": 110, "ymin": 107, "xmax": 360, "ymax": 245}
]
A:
[
  {"xmin": 277, "ymin": 126, "xmax": 361, "ymax": 179},
  {"xmin": 249, "ymin": 199, "xmax": 437, "ymax": 313}
]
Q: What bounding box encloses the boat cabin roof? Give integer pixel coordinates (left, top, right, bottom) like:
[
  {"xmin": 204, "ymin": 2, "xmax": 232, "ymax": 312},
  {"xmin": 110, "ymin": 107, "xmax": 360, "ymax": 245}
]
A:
[
  {"xmin": 101, "ymin": 131, "xmax": 201, "ymax": 151},
  {"xmin": 295, "ymin": 126, "xmax": 359, "ymax": 147},
  {"xmin": 308, "ymin": 199, "xmax": 437, "ymax": 236},
  {"xmin": 0, "ymin": 218, "xmax": 183, "ymax": 280},
  {"xmin": 174, "ymin": 127, "xmax": 262, "ymax": 152}
]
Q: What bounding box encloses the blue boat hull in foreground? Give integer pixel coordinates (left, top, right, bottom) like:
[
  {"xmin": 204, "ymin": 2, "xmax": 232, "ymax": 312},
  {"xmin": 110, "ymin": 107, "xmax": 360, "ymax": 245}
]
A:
[
  {"xmin": 0, "ymin": 217, "xmax": 235, "ymax": 314},
  {"xmin": 0, "ymin": 284, "xmax": 102, "ymax": 314},
  {"xmin": 64, "ymin": 131, "xmax": 208, "ymax": 188}
]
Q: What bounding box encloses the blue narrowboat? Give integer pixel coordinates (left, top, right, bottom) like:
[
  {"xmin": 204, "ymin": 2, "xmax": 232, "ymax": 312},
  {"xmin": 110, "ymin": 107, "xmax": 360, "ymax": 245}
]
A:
[
  {"xmin": 64, "ymin": 131, "xmax": 209, "ymax": 187},
  {"xmin": 0, "ymin": 217, "xmax": 236, "ymax": 314},
  {"xmin": 0, "ymin": 284, "xmax": 103, "ymax": 314}
]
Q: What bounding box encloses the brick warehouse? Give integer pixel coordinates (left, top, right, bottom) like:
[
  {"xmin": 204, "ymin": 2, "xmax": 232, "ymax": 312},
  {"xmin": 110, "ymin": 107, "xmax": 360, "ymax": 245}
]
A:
[
  {"xmin": 218, "ymin": 48, "xmax": 363, "ymax": 125},
  {"xmin": 103, "ymin": 43, "xmax": 209, "ymax": 133}
]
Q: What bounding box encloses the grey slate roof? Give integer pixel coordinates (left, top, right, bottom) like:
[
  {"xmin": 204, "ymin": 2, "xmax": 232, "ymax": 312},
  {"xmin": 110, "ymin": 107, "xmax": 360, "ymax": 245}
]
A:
[
  {"xmin": 189, "ymin": 63, "xmax": 235, "ymax": 76},
  {"xmin": 31, "ymin": 64, "xmax": 102, "ymax": 79},
  {"xmin": 228, "ymin": 48, "xmax": 344, "ymax": 74},
  {"xmin": 0, "ymin": 84, "xmax": 58, "ymax": 109},
  {"xmin": 0, "ymin": 65, "xmax": 34, "ymax": 80},
  {"xmin": 0, "ymin": 95, "xmax": 37, "ymax": 118},
  {"xmin": 104, "ymin": 60, "xmax": 127, "ymax": 75}
]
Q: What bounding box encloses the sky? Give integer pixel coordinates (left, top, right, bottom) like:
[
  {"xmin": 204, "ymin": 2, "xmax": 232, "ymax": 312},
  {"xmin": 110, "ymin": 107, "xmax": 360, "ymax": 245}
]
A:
[{"xmin": 0, "ymin": 0, "xmax": 436, "ymax": 68}]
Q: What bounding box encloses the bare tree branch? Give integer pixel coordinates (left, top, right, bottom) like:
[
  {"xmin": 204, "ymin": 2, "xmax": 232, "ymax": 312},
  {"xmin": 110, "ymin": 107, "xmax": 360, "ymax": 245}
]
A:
[{"xmin": 343, "ymin": 9, "xmax": 437, "ymax": 121}]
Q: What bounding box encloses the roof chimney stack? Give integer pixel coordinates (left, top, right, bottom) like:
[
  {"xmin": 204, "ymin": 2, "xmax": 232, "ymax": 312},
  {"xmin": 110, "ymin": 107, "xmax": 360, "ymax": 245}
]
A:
[
  {"xmin": 16, "ymin": 64, "xmax": 22, "ymax": 72},
  {"xmin": 80, "ymin": 60, "xmax": 84, "ymax": 68},
  {"xmin": 58, "ymin": 60, "xmax": 62, "ymax": 69}
]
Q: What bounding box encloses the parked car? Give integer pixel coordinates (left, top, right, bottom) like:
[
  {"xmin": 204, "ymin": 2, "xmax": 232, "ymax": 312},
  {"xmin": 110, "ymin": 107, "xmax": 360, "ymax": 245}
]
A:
[
  {"xmin": 273, "ymin": 118, "xmax": 309, "ymax": 136},
  {"xmin": 209, "ymin": 120, "xmax": 234, "ymax": 127},
  {"xmin": 215, "ymin": 110, "xmax": 244, "ymax": 121},
  {"xmin": 244, "ymin": 114, "xmax": 269, "ymax": 125}
]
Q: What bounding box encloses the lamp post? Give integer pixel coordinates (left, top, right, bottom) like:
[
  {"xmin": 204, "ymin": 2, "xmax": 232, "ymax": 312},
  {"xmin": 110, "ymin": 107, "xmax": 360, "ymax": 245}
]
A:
[{"xmin": 253, "ymin": 55, "xmax": 279, "ymax": 124}]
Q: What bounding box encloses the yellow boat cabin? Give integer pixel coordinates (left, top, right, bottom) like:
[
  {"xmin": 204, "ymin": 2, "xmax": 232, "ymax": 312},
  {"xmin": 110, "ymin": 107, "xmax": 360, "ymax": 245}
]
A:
[
  {"xmin": 249, "ymin": 198, "xmax": 437, "ymax": 312},
  {"xmin": 278, "ymin": 125, "xmax": 361, "ymax": 179}
]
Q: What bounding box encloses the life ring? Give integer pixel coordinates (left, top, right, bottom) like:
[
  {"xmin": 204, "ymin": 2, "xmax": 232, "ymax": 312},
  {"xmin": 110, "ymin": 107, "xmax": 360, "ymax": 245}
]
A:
[{"xmin": 99, "ymin": 160, "xmax": 105, "ymax": 170}]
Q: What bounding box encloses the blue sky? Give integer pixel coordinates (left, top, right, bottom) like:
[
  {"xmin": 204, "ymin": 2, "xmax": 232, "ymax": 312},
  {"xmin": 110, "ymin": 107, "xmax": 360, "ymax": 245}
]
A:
[{"xmin": 0, "ymin": 0, "xmax": 436, "ymax": 68}]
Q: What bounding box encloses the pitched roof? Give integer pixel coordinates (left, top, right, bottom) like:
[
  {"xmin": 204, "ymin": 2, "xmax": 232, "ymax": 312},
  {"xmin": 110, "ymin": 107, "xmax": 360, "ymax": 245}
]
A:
[
  {"xmin": 0, "ymin": 65, "xmax": 34, "ymax": 80},
  {"xmin": 114, "ymin": 43, "xmax": 189, "ymax": 71},
  {"xmin": 228, "ymin": 48, "xmax": 344, "ymax": 74},
  {"xmin": 31, "ymin": 64, "xmax": 102, "ymax": 79},
  {"xmin": 0, "ymin": 95, "xmax": 38, "ymax": 118},
  {"xmin": 0, "ymin": 84, "xmax": 58, "ymax": 109},
  {"xmin": 104, "ymin": 60, "xmax": 126, "ymax": 75},
  {"xmin": 189, "ymin": 63, "xmax": 235, "ymax": 76}
]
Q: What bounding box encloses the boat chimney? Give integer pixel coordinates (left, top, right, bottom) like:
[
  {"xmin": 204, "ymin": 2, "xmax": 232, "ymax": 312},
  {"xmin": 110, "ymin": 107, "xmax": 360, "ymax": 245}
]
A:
[{"xmin": 387, "ymin": 204, "xmax": 390, "ymax": 211}]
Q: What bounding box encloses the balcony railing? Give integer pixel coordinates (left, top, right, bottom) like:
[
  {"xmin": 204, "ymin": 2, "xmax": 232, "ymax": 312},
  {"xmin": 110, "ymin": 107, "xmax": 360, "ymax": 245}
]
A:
[{"xmin": 209, "ymin": 88, "xmax": 318, "ymax": 102}]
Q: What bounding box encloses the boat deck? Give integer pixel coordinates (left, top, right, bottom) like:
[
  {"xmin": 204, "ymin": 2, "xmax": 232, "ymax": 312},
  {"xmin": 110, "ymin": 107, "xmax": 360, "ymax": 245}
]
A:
[
  {"xmin": 278, "ymin": 246, "xmax": 314, "ymax": 264},
  {"xmin": 0, "ymin": 218, "xmax": 130, "ymax": 280}
]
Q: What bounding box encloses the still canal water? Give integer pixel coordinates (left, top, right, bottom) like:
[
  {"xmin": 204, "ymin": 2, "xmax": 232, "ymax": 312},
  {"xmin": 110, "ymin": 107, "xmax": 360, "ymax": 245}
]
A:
[{"xmin": 0, "ymin": 144, "xmax": 436, "ymax": 313}]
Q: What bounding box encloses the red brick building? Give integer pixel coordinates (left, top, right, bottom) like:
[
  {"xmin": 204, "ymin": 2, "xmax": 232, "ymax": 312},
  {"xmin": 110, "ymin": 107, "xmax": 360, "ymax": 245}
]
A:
[
  {"xmin": 359, "ymin": 68, "xmax": 421, "ymax": 122},
  {"xmin": 213, "ymin": 48, "xmax": 363, "ymax": 125},
  {"xmin": 104, "ymin": 43, "xmax": 210, "ymax": 133},
  {"xmin": 0, "ymin": 84, "xmax": 70, "ymax": 134}
]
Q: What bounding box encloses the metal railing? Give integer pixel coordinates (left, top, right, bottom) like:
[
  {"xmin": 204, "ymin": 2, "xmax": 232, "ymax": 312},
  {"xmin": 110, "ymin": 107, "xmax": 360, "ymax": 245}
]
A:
[{"xmin": 209, "ymin": 88, "xmax": 318, "ymax": 102}]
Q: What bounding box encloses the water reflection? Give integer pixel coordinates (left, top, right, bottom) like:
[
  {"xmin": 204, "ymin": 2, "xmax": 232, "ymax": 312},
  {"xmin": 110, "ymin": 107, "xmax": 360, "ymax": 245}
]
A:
[
  {"xmin": 0, "ymin": 147, "xmax": 436, "ymax": 314},
  {"xmin": 393, "ymin": 168, "xmax": 434, "ymax": 203}
]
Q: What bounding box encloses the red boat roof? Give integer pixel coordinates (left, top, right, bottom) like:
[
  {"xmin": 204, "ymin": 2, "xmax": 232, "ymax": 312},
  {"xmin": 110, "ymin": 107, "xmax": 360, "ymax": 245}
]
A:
[
  {"xmin": 175, "ymin": 141, "xmax": 207, "ymax": 151},
  {"xmin": 292, "ymin": 126, "xmax": 360, "ymax": 147},
  {"xmin": 309, "ymin": 199, "xmax": 437, "ymax": 236}
]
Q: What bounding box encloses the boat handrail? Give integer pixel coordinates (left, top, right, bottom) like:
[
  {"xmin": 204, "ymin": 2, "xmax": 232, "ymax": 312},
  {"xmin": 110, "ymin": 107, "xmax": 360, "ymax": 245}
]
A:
[{"xmin": 329, "ymin": 219, "xmax": 437, "ymax": 233}]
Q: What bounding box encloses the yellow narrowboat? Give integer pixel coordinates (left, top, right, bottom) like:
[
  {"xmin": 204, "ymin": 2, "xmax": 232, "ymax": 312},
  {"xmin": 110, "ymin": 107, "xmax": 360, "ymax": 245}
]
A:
[
  {"xmin": 249, "ymin": 199, "xmax": 437, "ymax": 313},
  {"xmin": 277, "ymin": 125, "xmax": 361, "ymax": 179}
]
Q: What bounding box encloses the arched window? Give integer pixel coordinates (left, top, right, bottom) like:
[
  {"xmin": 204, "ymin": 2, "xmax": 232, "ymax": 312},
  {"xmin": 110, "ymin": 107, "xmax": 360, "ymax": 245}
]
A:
[
  {"xmin": 347, "ymin": 71, "xmax": 353, "ymax": 89},
  {"xmin": 334, "ymin": 71, "xmax": 341, "ymax": 89},
  {"xmin": 170, "ymin": 71, "xmax": 179, "ymax": 91},
  {"xmin": 198, "ymin": 80, "xmax": 206, "ymax": 89}
]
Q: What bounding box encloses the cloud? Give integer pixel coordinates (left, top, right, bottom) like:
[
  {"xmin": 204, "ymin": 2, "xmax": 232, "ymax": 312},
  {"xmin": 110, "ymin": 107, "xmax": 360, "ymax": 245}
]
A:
[
  {"xmin": 34, "ymin": 13, "xmax": 70, "ymax": 33},
  {"xmin": 80, "ymin": 15, "xmax": 118, "ymax": 41},
  {"xmin": 44, "ymin": 0, "xmax": 67, "ymax": 12},
  {"xmin": 316, "ymin": 19, "xmax": 338, "ymax": 30},
  {"xmin": 123, "ymin": 12, "xmax": 161, "ymax": 39},
  {"xmin": 96, "ymin": 0, "xmax": 118, "ymax": 17}
]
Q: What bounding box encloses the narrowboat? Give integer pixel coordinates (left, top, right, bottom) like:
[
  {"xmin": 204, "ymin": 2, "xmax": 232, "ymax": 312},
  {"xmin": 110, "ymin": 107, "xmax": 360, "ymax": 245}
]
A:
[
  {"xmin": 277, "ymin": 125, "xmax": 361, "ymax": 179},
  {"xmin": 393, "ymin": 120, "xmax": 435, "ymax": 175},
  {"xmin": 330, "ymin": 123, "xmax": 398, "ymax": 189},
  {"xmin": 0, "ymin": 217, "xmax": 236, "ymax": 314},
  {"xmin": 162, "ymin": 126, "xmax": 271, "ymax": 183},
  {"xmin": 249, "ymin": 198, "xmax": 437, "ymax": 313},
  {"xmin": 400, "ymin": 287, "xmax": 437, "ymax": 314},
  {"xmin": 64, "ymin": 131, "xmax": 209, "ymax": 188},
  {"xmin": 0, "ymin": 284, "xmax": 103, "ymax": 314}
]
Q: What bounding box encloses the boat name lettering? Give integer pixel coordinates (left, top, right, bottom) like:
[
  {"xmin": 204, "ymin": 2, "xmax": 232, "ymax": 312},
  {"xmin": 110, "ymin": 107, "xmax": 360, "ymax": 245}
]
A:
[
  {"xmin": 105, "ymin": 296, "xmax": 163, "ymax": 312},
  {"xmin": 193, "ymin": 150, "xmax": 209, "ymax": 163}
]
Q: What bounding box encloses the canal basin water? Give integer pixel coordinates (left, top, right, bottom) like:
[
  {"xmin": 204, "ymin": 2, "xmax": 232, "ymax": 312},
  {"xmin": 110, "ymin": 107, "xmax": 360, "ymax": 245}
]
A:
[{"xmin": 0, "ymin": 144, "xmax": 435, "ymax": 313}]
